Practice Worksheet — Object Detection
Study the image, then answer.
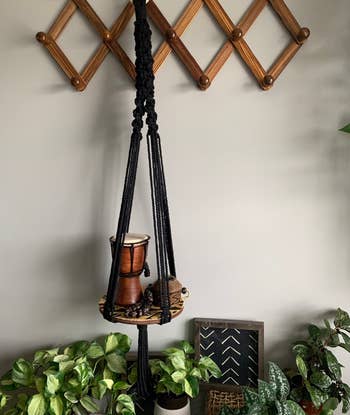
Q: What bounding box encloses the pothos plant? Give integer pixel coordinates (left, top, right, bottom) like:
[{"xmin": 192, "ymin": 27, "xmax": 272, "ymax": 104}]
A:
[
  {"xmin": 0, "ymin": 333, "xmax": 135, "ymax": 415},
  {"xmin": 219, "ymin": 362, "xmax": 304, "ymax": 415},
  {"xmin": 288, "ymin": 308, "xmax": 350, "ymax": 414},
  {"xmin": 149, "ymin": 341, "xmax": 222, "ymax": 399}
]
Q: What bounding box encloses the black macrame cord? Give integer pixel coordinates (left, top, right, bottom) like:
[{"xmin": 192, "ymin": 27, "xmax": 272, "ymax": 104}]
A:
[{"xmin": 103, "ymin": 0, "xmax": 177, "ymax": 399}]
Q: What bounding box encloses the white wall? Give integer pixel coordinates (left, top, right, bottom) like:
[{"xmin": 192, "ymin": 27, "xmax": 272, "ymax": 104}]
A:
[{"xmin": 1, "ymin": 0, "xmax": 350, "ymax": 393}]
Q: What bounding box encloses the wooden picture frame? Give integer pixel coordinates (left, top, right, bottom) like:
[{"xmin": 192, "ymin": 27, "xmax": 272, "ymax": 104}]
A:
[{"xmin": 194, "ymin": 318, "xmax": 264, "ymax": 388}]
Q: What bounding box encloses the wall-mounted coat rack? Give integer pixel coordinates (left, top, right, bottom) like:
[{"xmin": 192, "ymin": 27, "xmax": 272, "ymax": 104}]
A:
[{"xmin": 36, "ymin": 0, "xmax": 310, "ymax": 92}]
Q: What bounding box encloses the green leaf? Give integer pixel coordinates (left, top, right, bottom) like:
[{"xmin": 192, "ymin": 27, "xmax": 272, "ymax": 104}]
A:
[
  {"xmin": 53, "ymin": 355, "xmax": 70, "ymax": 363},
  {"xmin": 341, "ymin": 332, "xmax": 350, "ymax": 345},
  {"xmin": 187, "ymin": 375, "xmax": 199, "ymax": 399},
  {"xmin": 106, "ymin": 354, "xmax": 126, "ymax": 374},
  {"xmin": 113, "ymin": 381, "xmax": 130, "ymax": 391},
  {"xmin": 276, "ymin": 401, "xmax": 293, "ymax": 415},
  {"xmin": 64, "ymin": 392, "xmax": 78, "ymax": 404},
  {"xmin": 183, "ymin": 378, "xmax": 194, "ymax": 398},
  {"xmin": 286, "ymin": 400, "xmax": 305, "ymax": 415},
  {"xmin": 190, "ymin": 368, "xmax": 202, "ymax": 379},
  {"xmin": 339, "ymin": 343, "xmax": 350, "ymax": 352},
  {"xmin": 310, "ymin": 372, "xmax": 332, "ymax": 390},
  {"xmin": 322, "ymin": 398, "xmax": 339, "ymax": 413},
  {"xmin": 35, "ymin": 377, "xmax": 45, "ymax": 393},
  {"xmin": 199, "ymin": 356, "xmax": 222, "ymax": 378},
  {"xmin": 268, "ymin": 362, "xmax": 290, "ymax": 401},
  {"xmin": 113, "ymin": 333, "xmax": 131, "ymax": 354},
  {"xmin": 325, "ymin": 350, "xmax": 342, "ymax": 380},
  {"xmin": 74, "ymin": 362, "xmax": 93, "ymax": 388},
  {"xmin": 247, "ymin": 403, "xmax": 264, "ymax": 415},
  {"xmin": 72, "ymin": 404, "xmax": 85, "ymax": 415},
  {"xmin": 64, "ymin": 342, "xmax": 89, "ymax": 359},
  {"xmin": 163, "ymin": 348, "xmax": 185, "ymax": 359},
  {"xmin": 305, "ymin": 381, "xmax": 325, "ymax": 408},
  {"xmin": 308, "ymin": 325, "xmax": 321, "ymax": 340},
  {"xmin": 244, "ymin": 388, "xmax": 260, "ymax": 406},
  {"xmin": 342, "ymin": 398, "xmax": 350, "ymax": 413},
  {"xmin": 12, "ymin": 359, "xmax": 33, "ymax": 386},
  {"xmin": 339, "ymin": 124, "xmax": 350, "ymax": 134},
  {"xmin": 49, "ymin": 396, "xmax": 63, "ymax": 415},
  {"xmin": 59, "ymin": 360, "xmax": 75, "ymax": 374},
  {"xmin": 105, "ymin": 334, "xmax": 119, "ymax": 354},
  {"xmin": 27, "ymin": 394, "xmax": 46, "ymax": 415},
  {"xmin": 0, "ymin": 392, "xmax": 7, "ymax": 409},
  {"xmin": 292, "ymin": 344, "xmax": 310, "ymax": 359},
  {"xmin": 180, "ymin": 341, "xmax": 195, "ymax": 355},
  {"xmin": 335, "ymin": 309, "xmax": 350, "ymax": 328},
  {"xmin": 116, "ymin": 394, "xmax": 135, "ymax": 414},
  {"xmin": 169, "ymin": 355, "xmax": 186, "ymax": 371},
  {"xmin": 80, "ymin": 396, "xmax": 99, "ymax": 413},
  {"xmin": 87, "ymin": 342, "xmax": 105, "ymax": 359},
  {"xmin": 258, "ymin": 379, "xmax": 276, "ymax": 404},
  {"xmin": 46, "ymin": 374, "xmax": 60, "ymax": 395},
  {"xmin": 296, "ymin": 356, "xmax": 308, "ymax": 380},
  {"xmin": 171, "ymin": 371, "xmax": 186, "ymax": 383}
]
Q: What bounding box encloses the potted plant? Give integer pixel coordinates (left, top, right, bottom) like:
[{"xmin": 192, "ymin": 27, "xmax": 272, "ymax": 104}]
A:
[
  {"xmin": 149, "ymin": 341, "xmax": 221, "ymax": 415},
  {"xmin": 287, "ymin": 308, "xmax": 350, "ymax": 415},
  {"xmin": 219, "ymin": 362, "xmax": 305, "ymax": 415},
  {"xmin": 0, "ymin": 333, "xmax": 135, "ymax": 415}
]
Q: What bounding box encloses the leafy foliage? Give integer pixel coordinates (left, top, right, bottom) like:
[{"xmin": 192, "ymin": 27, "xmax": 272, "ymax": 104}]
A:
[
  {"xmin": 0, "ymin": 333, "xmax": 135, "ymax": 415},
  {"xmin": 288, "ymin": 308, "xmax": 350, "ymax": 415},
  {"xmin": 339, "ymin": 124, "xmax": 350, "ymax": 134},
  {"xmin": 219, "ymin": 362, "xmax": 304, "ymax": 415},
  {"xmin": 149, "ymin": 341, "xmax": 221, "ymax": 399}
]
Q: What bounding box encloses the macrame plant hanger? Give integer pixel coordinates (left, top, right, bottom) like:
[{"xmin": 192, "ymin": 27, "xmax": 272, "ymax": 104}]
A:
[{"xmin": 102, "ymin": 0, "xmax": 180, "ymax": 400}]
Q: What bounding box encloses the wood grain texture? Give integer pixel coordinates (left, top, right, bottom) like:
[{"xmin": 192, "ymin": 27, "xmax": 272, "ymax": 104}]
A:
[
  {"xmin": 99, "ymin": 297, "xmax": 184, "ymax": 326},
  {"xmin": 72, "ymin": 0, "xmax": 108, "ymax": 38},
  {"xmin": 204, "ymin": 0, "xmax": 235, "ymax": 36},
  {"xmin": 239, "ymin": 0, "xmax": 267, "ymax": 35},
  {"xmin": 147, "ymin": 1, "xmax": 204, "ymax": 85},
  {"xmin": 233, "ymin": 39, "xmax": 266, "ymax": 85},
  {"xmin": 49, "ymin": 1, "xmax": 77, "ymax": 40},
  {"xmin": 269, "ymin": 40, "xmax": 300, "ymax": 80},
  {"xmin": 152, "ymin": 0, "xmax": 202, "ymax": 73},
  {"xmin": 269, "ymin": 0, "xmax": 300, "ymax": 38},
  {"xmin": 37, "ymin": 0, "xmax": 310, "ymax": 91},
  {"xmin": 206, "ymin": 41, "xmax": 233, "ymax": 82}
]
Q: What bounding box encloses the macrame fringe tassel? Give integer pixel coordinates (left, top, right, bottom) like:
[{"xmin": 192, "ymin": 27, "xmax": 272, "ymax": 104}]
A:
[{"xmin": 136, "ymin": 325, "xmax": 153, "ymax": 399}]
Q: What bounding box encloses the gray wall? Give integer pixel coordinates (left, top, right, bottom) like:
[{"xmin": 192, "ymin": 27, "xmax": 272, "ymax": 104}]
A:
[{"xmin": 1, "ymin": 0, "xmax": 350, "ymax": 395}]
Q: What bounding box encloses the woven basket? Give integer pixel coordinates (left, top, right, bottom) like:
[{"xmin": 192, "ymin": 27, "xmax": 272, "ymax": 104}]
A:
[{"xmin": 206, "ymin": 387, "xmax": 244, "ymax": 415}]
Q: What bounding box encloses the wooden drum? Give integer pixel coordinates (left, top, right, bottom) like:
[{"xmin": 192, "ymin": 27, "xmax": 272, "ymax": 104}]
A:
[{"xmin": 110, "ymin": 233, "xmax": 150, "ymax": 306}]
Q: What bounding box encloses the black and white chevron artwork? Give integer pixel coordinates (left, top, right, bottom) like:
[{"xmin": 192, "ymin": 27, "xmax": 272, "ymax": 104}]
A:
[{"xmin": 195, "ymin": 319, "xmax": 264, "ymax": 387}]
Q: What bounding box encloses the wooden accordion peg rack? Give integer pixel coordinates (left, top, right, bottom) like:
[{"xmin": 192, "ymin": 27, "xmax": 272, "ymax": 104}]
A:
[{"xmin": 36, "ymin": 0, "xmax": 310, "ymax": 92}]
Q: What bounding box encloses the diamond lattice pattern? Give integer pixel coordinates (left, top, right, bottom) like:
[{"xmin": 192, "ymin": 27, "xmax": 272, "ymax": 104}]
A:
[{"xmin": 36, "ymin": 0, "xmax": 310, "ymax": 92}]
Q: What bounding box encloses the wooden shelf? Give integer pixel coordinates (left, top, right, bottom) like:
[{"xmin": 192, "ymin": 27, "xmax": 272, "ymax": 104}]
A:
[{"xmin": 99, "ymin": 297, "xmax": 184, "ymax": 326}]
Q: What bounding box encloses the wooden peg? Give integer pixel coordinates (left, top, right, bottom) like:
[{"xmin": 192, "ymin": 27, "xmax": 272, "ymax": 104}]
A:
[
  {"xmin": 36, "ymin": 32, "xmax": 51, "ymax": 45},
  {"xmin": 71, "ymin": 76, "xmax": 86, "ymax": 91},
  {"xmin": 103, "ymin": 31, "xmax": 112, "ymax": 43},
  {"xmin": 198, "ymin": 74, "xmax": 210, "ymax": 90},
  {"xmin": 297, "ymin": 27, "xmax": 310, "ymax": 44},
  {"xmin": 231, "ymin": 27, "xmax": 243, "ymax": 42},
  {"xmin": 262, "ymin": 74, "xmax": 274, "ymax": 88},
  {"xmin": 166, "ymin": 29, "xmax": 176, "ymax": 41}
]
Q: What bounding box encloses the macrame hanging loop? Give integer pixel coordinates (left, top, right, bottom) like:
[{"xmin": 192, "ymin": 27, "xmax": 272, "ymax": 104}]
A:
[{"xmin": 102, "ymin": 0, "xmax": 178, "ymax": 399}]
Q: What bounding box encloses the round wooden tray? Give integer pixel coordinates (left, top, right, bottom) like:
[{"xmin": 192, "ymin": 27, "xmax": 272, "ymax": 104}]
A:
[{"xmin": 99, "ymin": 297, "xmax": 184, "ymax": 325}]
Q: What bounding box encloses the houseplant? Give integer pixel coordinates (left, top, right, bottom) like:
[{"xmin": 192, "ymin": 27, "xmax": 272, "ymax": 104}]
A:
[
  {"xmin": 219, "ymin": 362, "xmax": 305, "ymax": 415},
  {"xmin": 288, "ymin": 308, "xmax": 350, "ymax": 415},
  {"xmin": 149, "ymin": 340, "xmax": 222, "ymax": 415},
  {"xmin": 0, "ymin": 333, "xmax": 135, "ymax": 415}
]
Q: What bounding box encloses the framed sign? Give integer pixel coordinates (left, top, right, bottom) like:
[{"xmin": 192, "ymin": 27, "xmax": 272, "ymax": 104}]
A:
[{"xmin": 194, "ymin": 318, "xmax": 264, "ymax": 388}]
